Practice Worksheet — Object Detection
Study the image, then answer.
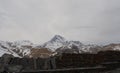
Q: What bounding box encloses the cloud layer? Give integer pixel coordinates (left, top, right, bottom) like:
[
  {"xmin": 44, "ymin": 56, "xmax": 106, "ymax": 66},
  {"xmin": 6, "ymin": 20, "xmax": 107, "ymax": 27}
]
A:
[{"xmin": 0, "ymin": 0, "xmax": 120, "ymax": 44}]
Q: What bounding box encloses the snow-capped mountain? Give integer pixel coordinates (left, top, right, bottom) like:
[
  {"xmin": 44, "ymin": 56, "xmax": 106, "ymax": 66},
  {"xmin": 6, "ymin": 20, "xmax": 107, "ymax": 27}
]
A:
[
  {"xmin": 42, "ymin": 35, "xmax": 102, "ymax": 53},
  {"xmin": 41, "ymin": 35, "xmax": 120, "ymax": 53},
  {"xmin": 42, "ymin": 35, "xmax": 67, "ymax": 51},
  {"xmin": 0, "ymin": 35, "xmax": 120, "ymax": 58}
]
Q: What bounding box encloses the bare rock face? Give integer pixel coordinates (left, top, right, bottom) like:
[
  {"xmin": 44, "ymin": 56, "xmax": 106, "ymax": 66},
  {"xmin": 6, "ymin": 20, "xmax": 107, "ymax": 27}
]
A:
[
  {"xmin": 29, "ymin": 48, "xmax": 54, "ymax": 58},
  {"xmin": 0, "ymin": 54, "xmax": 14, "ymax": 72},
  {"xmin": 1, "ymin": 53, "xmax": 14, "ymax": 64}
]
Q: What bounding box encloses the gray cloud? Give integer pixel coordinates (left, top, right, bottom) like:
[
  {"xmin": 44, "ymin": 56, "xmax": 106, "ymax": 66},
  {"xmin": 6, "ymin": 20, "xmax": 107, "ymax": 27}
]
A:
[{"xmin": 0, "ymin": 0, "xmax": 120, "ymax": 44}]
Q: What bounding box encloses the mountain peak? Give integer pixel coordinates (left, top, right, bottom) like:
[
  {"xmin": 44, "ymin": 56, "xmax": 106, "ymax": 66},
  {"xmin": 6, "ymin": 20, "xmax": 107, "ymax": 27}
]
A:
[
  {"xmin": 50, "ymin": 35, "xmax": 66, "ymax": 42},
  {"xmin": 42, "ymin": 35, "xmax": 67, "ymax": 51}
]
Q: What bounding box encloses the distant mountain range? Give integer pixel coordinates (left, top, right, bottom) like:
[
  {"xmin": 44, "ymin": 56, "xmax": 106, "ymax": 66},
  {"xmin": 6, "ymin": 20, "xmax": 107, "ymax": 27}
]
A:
[{"xmin": 0, "ymin": 35, "xmax": 120, "ymax": 58}]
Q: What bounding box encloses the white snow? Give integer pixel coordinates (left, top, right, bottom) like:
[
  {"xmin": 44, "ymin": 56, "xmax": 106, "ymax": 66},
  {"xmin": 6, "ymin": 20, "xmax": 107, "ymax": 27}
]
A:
[{"xmin": 0, "ymin": 40, "xmax": 33, "ymax": 57}]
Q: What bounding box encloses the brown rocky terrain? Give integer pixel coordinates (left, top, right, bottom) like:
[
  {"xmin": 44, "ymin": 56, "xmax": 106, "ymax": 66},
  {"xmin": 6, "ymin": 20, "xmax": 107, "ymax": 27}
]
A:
[{"xmin": 29, "ymin": 48, "xmax": 54, "ymax": 58}]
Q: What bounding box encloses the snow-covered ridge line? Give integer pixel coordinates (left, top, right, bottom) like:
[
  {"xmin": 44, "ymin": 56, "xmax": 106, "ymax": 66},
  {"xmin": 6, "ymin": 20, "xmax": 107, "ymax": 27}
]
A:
[
  {"xmin": 0, "ymin": 40, "xmax": 34, "ymax": 57},
  {"xmin": 0, "ymin": 35, "xmax": 120, "ymax": 57}
]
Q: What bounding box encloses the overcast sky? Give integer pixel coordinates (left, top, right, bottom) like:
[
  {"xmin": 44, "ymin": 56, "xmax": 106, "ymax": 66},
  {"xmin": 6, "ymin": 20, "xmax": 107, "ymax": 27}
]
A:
[{"xmin": 0, "ymin": 0, "xmax": 120, "ymax": 44}]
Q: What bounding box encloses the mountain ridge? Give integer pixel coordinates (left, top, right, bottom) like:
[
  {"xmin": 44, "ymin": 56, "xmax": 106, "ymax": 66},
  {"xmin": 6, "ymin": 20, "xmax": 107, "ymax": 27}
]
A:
[{"xmin": 0, "ymin": 35, "xmax": 120, "ymax": 58}]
